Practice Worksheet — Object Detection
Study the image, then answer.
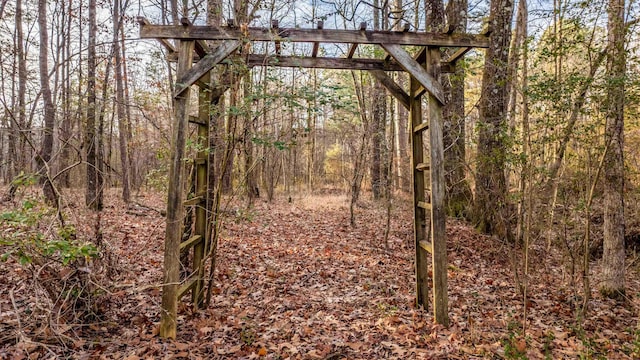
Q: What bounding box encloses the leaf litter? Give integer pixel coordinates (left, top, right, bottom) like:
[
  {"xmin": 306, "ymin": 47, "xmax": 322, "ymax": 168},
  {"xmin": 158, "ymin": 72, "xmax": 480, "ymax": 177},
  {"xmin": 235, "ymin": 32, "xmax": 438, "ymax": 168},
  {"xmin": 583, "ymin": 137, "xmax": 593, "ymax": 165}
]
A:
[{"xmin": 1, "ymin": 190, "xmax": 640, "ymax": 359}]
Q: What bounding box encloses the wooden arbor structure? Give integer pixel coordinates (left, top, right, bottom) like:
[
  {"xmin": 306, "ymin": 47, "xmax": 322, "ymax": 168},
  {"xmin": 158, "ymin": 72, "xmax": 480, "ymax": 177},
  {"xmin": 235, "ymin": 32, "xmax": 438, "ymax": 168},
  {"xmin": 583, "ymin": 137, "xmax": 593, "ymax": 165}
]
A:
[{"xmin": 138, "ymin": 18, "xmax": 489, "ymax": 338}]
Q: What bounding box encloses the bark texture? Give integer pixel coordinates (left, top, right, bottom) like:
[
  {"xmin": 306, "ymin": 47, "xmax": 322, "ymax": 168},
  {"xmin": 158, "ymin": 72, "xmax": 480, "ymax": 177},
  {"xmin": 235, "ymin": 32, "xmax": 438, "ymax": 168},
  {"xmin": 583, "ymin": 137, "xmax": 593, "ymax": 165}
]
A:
[
  {"xmin": 601, "ymin": 0, "xmax": 626, "ymax": 299},
  {"xmin": 443, "ymin": 0, "xmax": 472, "ymax": 218},
  {"xmin": 85, "ymin": 0, "xmax": 101, "ymax": 209},
  {"xmin": 37, "ymin": 0, "xmax": 57, "ymax": 205},
  {"xmin": 473, "ymin": 0, "xmax": 514, "ymax": 239}
]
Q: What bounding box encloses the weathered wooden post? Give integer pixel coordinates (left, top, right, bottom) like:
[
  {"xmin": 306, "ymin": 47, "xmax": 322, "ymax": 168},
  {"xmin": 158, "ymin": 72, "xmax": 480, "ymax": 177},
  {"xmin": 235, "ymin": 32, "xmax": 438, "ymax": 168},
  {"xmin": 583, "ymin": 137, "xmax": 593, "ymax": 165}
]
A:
[
  {"xmin": 426, "ymin": 46, "xmax": 448, "ymax": 326},
  {"xmin": 160, "ymin": 39, "xmax": 194, "ymax": 339}
]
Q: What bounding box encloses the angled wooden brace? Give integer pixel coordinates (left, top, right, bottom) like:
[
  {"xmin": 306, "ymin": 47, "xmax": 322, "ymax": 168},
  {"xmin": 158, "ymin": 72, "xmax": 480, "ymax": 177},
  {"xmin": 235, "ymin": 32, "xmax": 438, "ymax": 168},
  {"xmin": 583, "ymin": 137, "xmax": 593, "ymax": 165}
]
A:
[
  {"xmin": 173, "ymin": 40, "xmax": 241, "ymax": 98},
  {"xmin": 380, "ymin": 43, "xmax": 446, "ymax": 104},
  {"xmin": 368, "ymin": 70, "xmax": 410, "ymax": 110}
]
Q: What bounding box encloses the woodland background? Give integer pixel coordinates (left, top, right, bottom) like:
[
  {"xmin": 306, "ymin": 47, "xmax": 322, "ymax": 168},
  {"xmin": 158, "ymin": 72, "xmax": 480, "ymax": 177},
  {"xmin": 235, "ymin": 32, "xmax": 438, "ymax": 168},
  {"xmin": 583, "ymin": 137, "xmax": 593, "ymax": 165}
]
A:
[{"xmin": 1, "ymin": 0, "xmax": 640, "ymax": 358}]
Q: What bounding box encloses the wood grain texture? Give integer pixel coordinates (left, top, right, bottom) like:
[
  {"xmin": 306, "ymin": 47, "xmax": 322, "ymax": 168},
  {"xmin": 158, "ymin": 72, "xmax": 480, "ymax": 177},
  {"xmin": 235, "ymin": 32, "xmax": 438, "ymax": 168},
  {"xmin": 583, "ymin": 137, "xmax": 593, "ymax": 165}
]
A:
[
  {"xmin": 139, "ymin": 23, "xmax": 491, "ymax": 48},
  {"xmin": 174, "ymin": 40, "xmax": 240, "ymax": 98},
  {"xmin": 382, "ymin": 43, "xmax": 446, "ymax": 104},
  {"xmin": 369, "ymin": 70, "xmax": 410, "ymax": 109},
  {"xmin": 427, "ymin": 46, "xmax": 449, "ymax": 327},
  {"xmin": 160, "ymin": 40, "xmax": 194, "ymax": 339}
]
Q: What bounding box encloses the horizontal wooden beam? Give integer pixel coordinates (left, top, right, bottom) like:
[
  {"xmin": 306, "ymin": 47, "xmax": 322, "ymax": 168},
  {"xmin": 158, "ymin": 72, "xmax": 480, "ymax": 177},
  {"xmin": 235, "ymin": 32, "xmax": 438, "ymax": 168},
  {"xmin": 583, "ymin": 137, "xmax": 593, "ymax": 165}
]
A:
[
  {"xmin": 139, "ymin": 22, "xmax": 491, "ymax": 48},
  {"xmin": 382, "ymin": 43, "xmax": 445, "ymax": 104},
  {"xmin": 174, "ymin": 40, "xmax": 241, "ymax": 98},
  {"xmin": 246, "ymin": 54, "xmax": 405, "ymax": 71},
  {"xmin": 369, "ymin": 70, "xmax": 410, "ymax": 110},
  {"xmin": 138, "ymin": 18, "xmax": 177, "ymax": 53}
]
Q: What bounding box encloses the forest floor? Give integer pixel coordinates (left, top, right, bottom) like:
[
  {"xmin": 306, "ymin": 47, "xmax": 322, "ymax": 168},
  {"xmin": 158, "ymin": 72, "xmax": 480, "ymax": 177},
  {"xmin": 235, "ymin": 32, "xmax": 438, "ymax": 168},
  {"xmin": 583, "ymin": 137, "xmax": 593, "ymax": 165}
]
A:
[{"xmin": 1, "ymin": 188, "xmax": 640, "ymax": 359}]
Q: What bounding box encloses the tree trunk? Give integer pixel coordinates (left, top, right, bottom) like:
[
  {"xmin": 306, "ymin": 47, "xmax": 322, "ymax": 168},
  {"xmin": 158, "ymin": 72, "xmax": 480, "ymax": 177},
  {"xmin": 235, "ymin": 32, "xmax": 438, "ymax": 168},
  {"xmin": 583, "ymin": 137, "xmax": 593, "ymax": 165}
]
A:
[
  {"xmin": 370, "ymin": 0, "xmax": 386, "ymax": 200},
  {"xmin": 114, "ymin": 0, "xmax": 131, "ymax": 203},
  {"xmin": 85, "ymin": 0, "xmax": 101, "ymax": 209},
  {"xmin": 350, "ymin": 71, "xmax": 370, "ymax": 226},
  {"xmin": 243, "ymin": 74, "xmax": 259, "ymax": 204},
  {"xmin": 601, "ymin": 0, "xmax": 626, "ymax": 299},
  {"xmin": 443, "ymin": 0, "xmax": 472, "ymax": 218},
  {"xmin": 58, "ymin": 0, "xmax": 73, "ymax": 188},
  {"xmin": 371, "ymin": 80, "xmax": 386, "ymax": 199},
  {"xmin": 37, "ymin": 0, "xmax": 57, "ymax": 205},
  {"xmin": 14, "ymin": 0, "xmax": 27, "ymax": 181},
  {"xmin": 473, "ymin": 0, "xmax": 514, "ymax": 240}
]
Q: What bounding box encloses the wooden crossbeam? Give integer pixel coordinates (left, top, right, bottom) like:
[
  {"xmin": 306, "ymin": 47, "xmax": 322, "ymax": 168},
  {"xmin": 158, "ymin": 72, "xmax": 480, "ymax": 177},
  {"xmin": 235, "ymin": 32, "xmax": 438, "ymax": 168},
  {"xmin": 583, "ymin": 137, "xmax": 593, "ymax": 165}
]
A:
[
  {"xmin": 368, "ymin": 70, "xmax": 410, "ymax": 110},
  {"xmin": 137, "ymin": 17, "xmax": 176, "ymax": 53},
  {"xmin": 174, "ymin": 40, "xmax": 240, "ymax": 98},
  {"xmin": 246, "ymin": 54, "xmax": 404, "ymax": 71},
  {"xmin": 139, "ymin": 21, "xmax": 491, "ymax": 48},
  {"xmin": 311, "ymin": 21, "xmax": 323, "ymax": 57},
  {"xmin": 381, "ymin": 43, "xmax": 445, "ymax": 104}
]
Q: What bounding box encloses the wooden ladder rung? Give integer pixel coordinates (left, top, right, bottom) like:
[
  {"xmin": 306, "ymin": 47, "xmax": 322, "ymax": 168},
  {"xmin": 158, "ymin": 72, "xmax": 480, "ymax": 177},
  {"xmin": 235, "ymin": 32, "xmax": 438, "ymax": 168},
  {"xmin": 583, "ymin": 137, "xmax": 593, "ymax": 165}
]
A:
[
  {"xmin": 417, "ymin": 201, "xmax": 432, "ymax": 210},
  {"xmin": 183, "ymin": 196, "xmax": 204, "ymax": 206},
  {"xmin": 180, "ymin": 235, "xmax": 202, "ymax": 251},
  {"xmin": 416, "ymin": 163, "xmax": 430, "ymax": 172},
  {"xmin": 188, "ymin": 115, "xmax": 206, "ymax": 126},
  {"xmin": 177, "ymin": 276, "xmax": 198, "ymax": 298},
  {"xmin": 418, "ymin": 240, "xmax": 433, "ymax": 253},
  {"xmin": 414, "ymin": 122, "xmax": 429, "ymax": 133}
]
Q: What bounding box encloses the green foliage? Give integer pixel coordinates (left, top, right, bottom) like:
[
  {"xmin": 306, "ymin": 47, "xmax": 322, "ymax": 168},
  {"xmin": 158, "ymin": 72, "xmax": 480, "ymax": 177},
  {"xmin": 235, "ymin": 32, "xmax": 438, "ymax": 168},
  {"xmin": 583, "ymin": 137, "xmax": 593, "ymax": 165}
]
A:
[
  {"xmin": 10, "ymin": 172, "xmax": 38, "ymax": 188},
  {"xmin": 0, "ymin": 199, "xmax": 98, "ymax": 267},
  {"xmin": 145, "ymin": 149, "xmax": 170, "ymax": 192},
  {"xmin": 501, "ymin": 323, "xmax": 529, "ymax": 360},
  {"xmin": 240, "ymin": 324, "xmax": 256, "ymax": 345}
]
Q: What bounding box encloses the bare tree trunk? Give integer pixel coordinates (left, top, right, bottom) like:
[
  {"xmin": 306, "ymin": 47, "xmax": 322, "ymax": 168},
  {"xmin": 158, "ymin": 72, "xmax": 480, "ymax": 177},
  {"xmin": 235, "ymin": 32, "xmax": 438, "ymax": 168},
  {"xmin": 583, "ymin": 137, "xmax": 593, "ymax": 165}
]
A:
[
  {"xmin": 14, "ymin": 0, "xmax": 27, "ymax": 181},
  {"xmin": 85, "ymin": 0, "xmax": 101, "ymax": 209},
  {"xmin": 114, "ymin": 0, "xmax": 131, "ymax": 203},
  {"xmin": 444, "ymin": 0, "xmax": 472, "ymax": 218},
  {"xmin": 350, "ymin": 71, "xmax": 370, "ymax": 226},
  {"xmin": 601, "ymin": 0, "xmax": 626, "ymax": 299},
  {"xmin": 37, "ymin": 0, "xmax": 57, "ymax": 206},
  {"xmin": 369, "ymin": 0, "xmax": 385, "ymax": 200},
  {"xmin": 473, "ymin": 0, "xmax": 514, "ymax": 240},
  {"xmin": 371, "ymin": 81, "xmax": 386, "ymax": 200},
  {"xmin": 121, "ymin": 30, "xmax": 136, "ymax": 190},
  {"xmin": 243, "ymin": 74, "xmax": 259, "ymax": 205},
  {"xmin": 58, "ymin": 0, "xmax": 73, "ymax": 188},
  {"xmin": 393, "ymin": 0, "xmax": 409, "ymax": 192}
]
